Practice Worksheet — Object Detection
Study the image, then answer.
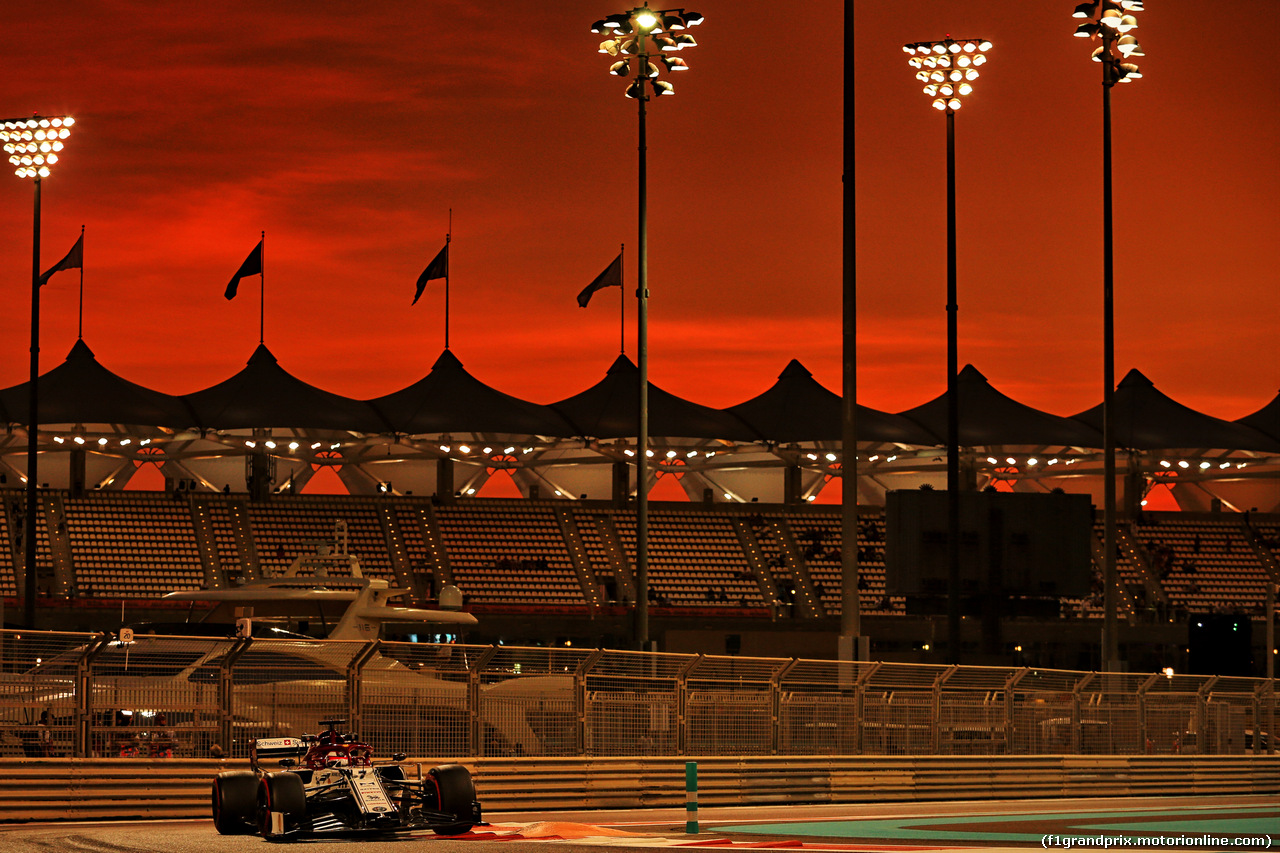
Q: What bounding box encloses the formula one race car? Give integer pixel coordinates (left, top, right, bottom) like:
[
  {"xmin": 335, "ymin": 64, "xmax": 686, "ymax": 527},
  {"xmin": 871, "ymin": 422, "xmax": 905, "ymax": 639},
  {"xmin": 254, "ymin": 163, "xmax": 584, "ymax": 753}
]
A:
[{"xmin": 211, "ymin": 718, "xmax": 481, "ymax": 840}]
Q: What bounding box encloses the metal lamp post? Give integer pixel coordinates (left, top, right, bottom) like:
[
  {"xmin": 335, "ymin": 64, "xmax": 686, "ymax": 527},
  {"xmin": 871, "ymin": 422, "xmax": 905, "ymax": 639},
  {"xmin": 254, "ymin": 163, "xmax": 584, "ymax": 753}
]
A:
[
  {"xmin": 902, "ymin": 38, "xmax": 990, "ymax": 664},
  {"xmin": 592, "ymin": 7, "xmax": 702, "ymax": 650},
  {"xmin": 2, "ymin": 114, "xmax": 76, "ymax": 629},
  {"xmin": 1072, "ymin": 0, "xmax": 1145, "ymax": 672}
]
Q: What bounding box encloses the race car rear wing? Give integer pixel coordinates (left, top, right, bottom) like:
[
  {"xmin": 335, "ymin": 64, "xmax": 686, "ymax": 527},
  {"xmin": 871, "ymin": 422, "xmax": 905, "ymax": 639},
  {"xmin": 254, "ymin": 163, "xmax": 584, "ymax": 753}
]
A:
[{"xmin": 250, "ymin": 736, "xmax": 308, "ymax": 770}]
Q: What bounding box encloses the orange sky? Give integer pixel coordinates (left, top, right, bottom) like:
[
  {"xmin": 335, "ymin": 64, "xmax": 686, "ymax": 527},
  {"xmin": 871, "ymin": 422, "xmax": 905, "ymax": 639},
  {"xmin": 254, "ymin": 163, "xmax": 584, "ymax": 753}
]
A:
[{"xmin": 1, "ymin": 1, "xmax": 1275, "ymax": 422}]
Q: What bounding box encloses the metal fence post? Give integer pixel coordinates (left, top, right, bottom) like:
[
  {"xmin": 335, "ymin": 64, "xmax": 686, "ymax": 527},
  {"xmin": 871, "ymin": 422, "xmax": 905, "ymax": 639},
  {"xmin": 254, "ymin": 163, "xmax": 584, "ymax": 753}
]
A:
[
  {"xmin": 1136, "ymin": 673, "xmax": 1157, "ymax": 753},
  {"xmin": 1005, "ymin": 669, "xmax": 1028, "ymax": 754},
  {"xmin": 675, "ymin": 654, "xmax": 703, "ymax": 756},
  {"xmin": 73, "ymin": 634, "xmax": 109, "ymax": 758},
  {"xmin": 1072, "ymin": 673, "xmax": 1094, "ymax": 755},
  {"xmin": 932, "ymin": 666, "xmax": 956, "ymax": 754},
  {"xmin": 855, "ymin": 661, "xmax": 879, "ymax": 755},
  {"xmin": 218, "ymin": 637, "xmax": 253, "ymax": 757},
  {"xmin": 346, "ymin": 641, "xmax": 380, "ymax": 739},
  {"xmin": 768, "ymin": 655, "xmax": 798, "ymax": 753},
  {"xmin": 769, "ymin": 659, "xmax": 798, "ymax": 755},
  {"xmin": 1195, "ymin": 676, "xmax": 1218, "ymax": 755},
  {"xmin": 467, "ymin": 646, "xmax": 497, "ymax": 756},
  {"xmin": 574, "ymin": 649, "xmax": 604, "ymax": 756}
]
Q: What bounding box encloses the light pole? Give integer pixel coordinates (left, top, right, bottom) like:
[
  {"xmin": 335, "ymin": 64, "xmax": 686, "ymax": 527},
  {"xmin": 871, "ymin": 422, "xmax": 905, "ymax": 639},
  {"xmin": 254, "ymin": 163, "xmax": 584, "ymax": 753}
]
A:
[
  {"xmin": 2, "ymin": 114, "xmax": 75, "ymax": 629},
  {"xmin": 592, "ymin": 7, "xmax": 702, "ymax": 650},
  {"xmin": 902, "ymin": 37, "xmax": 990, "ymax": 664},
  {"xmin": 1072, "ymin": 0, "xmax": 1145, "ymax": 672}
]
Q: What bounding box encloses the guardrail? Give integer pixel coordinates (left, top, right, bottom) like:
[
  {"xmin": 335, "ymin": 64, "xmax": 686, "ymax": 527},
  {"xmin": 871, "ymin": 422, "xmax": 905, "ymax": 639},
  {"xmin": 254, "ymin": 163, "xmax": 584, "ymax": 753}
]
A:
[{"xmin": 1, "ymin": 755, "xmax": 1277, "ymax": 823}]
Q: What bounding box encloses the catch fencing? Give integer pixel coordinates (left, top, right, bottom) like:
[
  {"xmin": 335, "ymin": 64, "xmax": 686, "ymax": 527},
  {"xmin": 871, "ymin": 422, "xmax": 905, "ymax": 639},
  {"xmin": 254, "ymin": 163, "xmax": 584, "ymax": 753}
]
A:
[{"xmin": 0, "ymin": 630, "xmax": 1273, "ymax": 760}]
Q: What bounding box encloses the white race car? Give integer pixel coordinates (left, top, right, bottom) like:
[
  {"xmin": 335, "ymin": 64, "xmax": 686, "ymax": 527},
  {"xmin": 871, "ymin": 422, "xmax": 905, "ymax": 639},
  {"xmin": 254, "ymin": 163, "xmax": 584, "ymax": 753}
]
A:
[{"xmin": 211, "ymin": 718, "xmax": 481, "ymax": 840}]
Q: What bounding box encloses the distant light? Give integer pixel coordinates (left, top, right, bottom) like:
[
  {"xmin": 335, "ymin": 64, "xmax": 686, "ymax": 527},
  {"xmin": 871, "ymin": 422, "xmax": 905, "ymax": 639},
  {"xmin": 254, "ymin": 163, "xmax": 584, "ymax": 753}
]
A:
[
  {"xmin": 1162, "ymin": 667, "xmax": 1174, "ymax": 678},
  {"xmin": 1177, "ymin": 460, "xmax": 1189, "ymax": 469},
  {"xmin": 288, "ymin": 441, "xmax": 299, "ymax": 451},
  {"xmin": 264, "ymin": 440, "xmax": 276, "ymax": 449},
  {"xmin": 825, "ymin": 453, "xmax": 837, "ymax": 462},
  {"xmin": 1027, "ymin": 458, "xmax": 1038, "ymax": 466},
  {"xmin": 1159, "ymin": 459, "xmax": 1171, "ymax": 467},
  {"xmin": 1006, "ymin": 457, "xmax": 1016, "ymax": 465},
  {"xmin": 245, "ymin": 440, "xmax": 256, "ymax": 448},
  {"xmin": 1199, "ymin": 461, "xmax": 1210, "ymax": 469},
  {"xmin": 645, "ymin": 449, "xmax": 655, "ymax": 457},
  {"xmin": 439, "ymin": 445, "xmax": 450, "ymax": 453},
  {"xmin": 635, "ymin": 10, "xmax": 658, "ymax": 29},
  {"xmin": 458, "ymin": 445, "xmax": 471, "ymax": 454},
  {"xmin": 73, "ymin": 436, "xmax": 85, "ymax": 445},
  {"xmin": 504, "ymin": 446, "xmax": 515, "ymax": 454},
  {"xmin": 54, "ymin": 436, "xmax": 64, "ymax": 444},
  {"xmin": 97, "ymin": 438, "xmax": 108, "ymax": 446},
  {"xmin": 987, "ymin": 456, "xmax": 998, "ymax": 464},
  {"xmin": 666, "ymin": 450, "xmax": 677, "ymax": 458}
]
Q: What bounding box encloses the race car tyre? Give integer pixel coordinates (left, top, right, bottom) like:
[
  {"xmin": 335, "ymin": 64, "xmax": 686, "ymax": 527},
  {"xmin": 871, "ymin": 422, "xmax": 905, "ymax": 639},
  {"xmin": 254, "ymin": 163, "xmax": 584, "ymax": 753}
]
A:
[
  {"xmin": 429, "ymin": 763, "xmax": 476, "ymax": 836},
  {"xmin": 212, "ymin": 771, "xmax": 259, "ymax": 835},
  {"xmin": 257, "ymin": 771, "xmax": 307, "ymax": 838}
]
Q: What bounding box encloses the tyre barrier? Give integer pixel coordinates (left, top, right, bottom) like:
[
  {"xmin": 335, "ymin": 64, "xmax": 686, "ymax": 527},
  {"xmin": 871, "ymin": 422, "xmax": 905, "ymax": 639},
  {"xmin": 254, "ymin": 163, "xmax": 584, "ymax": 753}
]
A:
[{"xmin": 0, "ymin": 754, "xmax": 1276, "ymax": 822}]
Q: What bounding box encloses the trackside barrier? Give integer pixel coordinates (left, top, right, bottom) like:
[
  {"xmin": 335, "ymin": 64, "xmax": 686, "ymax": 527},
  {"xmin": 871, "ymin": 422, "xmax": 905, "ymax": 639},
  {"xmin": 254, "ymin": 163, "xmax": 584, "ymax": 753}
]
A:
[{"xmin": 0, "ymin": 755, "xmax": 1276, "ymax": 822}]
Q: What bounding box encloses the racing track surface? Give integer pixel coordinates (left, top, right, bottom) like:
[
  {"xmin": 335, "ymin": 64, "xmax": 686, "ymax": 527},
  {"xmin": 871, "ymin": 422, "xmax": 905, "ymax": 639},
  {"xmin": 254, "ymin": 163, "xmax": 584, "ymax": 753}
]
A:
[{"xmin": 0, "ymin": 796, "xmax": 1275, "ymax": 853}]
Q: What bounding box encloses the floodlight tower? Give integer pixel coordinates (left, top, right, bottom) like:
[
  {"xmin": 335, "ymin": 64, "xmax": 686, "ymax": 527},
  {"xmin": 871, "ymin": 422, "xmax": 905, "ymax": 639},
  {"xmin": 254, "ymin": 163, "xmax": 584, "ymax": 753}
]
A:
[
  {"xmin": 1072, "ymin": 0, "xmax": 1145, "ymax": 672},
  {"xmin": 2, "ymin": 114, "xmax": 76, "ymax": 628},
  {"xmin": 902, "ymin": 37, "xmax": 990, "ymax": 664},
  {"xmin": 591, "ymin": 6, "xmax": 703, "ymax": 650}
]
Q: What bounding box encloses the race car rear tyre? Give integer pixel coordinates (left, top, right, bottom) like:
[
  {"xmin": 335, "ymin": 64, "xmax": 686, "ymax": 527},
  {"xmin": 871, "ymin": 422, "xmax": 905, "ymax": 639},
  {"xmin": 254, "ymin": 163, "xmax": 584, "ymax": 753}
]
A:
[
  {"xmin": 429, "ymin": 763, "xmax": 476, "ymax": 836},
  {"xmin": 212, "ymin": 771, "xmax": 259, "ymax": 835},
  {"xmin": 257, "ymin": 771, "xmax": 306, "ymax": 838}
]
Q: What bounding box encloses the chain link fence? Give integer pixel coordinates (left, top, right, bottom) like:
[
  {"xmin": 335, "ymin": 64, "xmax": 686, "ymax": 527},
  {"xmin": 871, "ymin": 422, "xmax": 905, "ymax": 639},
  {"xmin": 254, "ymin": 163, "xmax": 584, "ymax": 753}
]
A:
[{"xmin": 0, "ymin": 630, "xmax": 1272, "ymax": 760}]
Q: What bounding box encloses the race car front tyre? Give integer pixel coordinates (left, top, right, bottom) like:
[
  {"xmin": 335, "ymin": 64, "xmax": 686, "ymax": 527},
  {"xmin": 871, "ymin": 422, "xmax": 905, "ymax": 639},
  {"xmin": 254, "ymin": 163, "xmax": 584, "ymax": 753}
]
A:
[
  {"xmin": 429, "ymin": 764, "xmax": 476, "ymax": 836},
  {"xmin": 257, "ymin": 771, "xmax": 306, "ymax": 838},
  {"xmin": 212, "ymin": 771, "xmax": 259, "ymax": 835}
]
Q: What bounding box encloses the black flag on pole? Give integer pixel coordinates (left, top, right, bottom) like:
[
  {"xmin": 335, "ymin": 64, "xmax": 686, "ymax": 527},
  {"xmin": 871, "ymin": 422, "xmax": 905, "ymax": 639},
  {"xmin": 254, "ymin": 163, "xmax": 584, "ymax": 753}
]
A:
[
  {"xmin": 413, "ymin": 242, "xmax": 449, "ymax": 305},
  {"xmin": 225, "ymin": 239, "xmax": 263, "ymax": 300},
  {"xmin": 39, "ymin": 231, "xmax": 84, "ymax": 286},
  {"xmin": 577, "ymin": 252, "xmax": 623, "ymax": 307}
]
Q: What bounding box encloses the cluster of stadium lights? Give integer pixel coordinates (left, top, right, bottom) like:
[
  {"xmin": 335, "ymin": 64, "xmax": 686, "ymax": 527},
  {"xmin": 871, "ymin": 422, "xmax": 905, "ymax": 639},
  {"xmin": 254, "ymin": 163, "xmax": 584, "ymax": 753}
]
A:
[
  {"xmin": 1158, "ymin": 459, "xmax": 1248, "ymax": 470},
  {"xmin": 1, "ymin": 115, "xmax": 73, "ymax": 178},
  {"xmin": 53, "ymin": 436, "xmax": 152, "ymax": 447},
  {"xmin": 623, "ymin": 448, "xmax": 716, "ymax": 458},
  {"xmin": 986, "ymin": 456, "xmax": 1080, "ymax": 467},
  {"xmin": 1072, "ymin": 0, "xmax": 1145, "ymax": 82},
  {"xmin": 592, "ymin": 7, "xmax": 703, "ymax": 99},
  {"xmin": 245, "ymin": 439, "xmax": 342, "ymax": 451},
  {"xmin": 903, "ymin": 39, "xmax": 991, "ymax": 111}
]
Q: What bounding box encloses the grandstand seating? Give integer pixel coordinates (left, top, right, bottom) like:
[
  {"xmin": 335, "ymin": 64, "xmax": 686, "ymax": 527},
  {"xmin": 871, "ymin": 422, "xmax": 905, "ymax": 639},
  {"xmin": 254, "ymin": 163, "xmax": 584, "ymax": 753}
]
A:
[
  {"xmin": 61, "ymin": 493, "xmax": 204, "ymax": 598},
  {"xmin": 0, "ymin": 490, "xmax": 1274, "ymax": 629}
]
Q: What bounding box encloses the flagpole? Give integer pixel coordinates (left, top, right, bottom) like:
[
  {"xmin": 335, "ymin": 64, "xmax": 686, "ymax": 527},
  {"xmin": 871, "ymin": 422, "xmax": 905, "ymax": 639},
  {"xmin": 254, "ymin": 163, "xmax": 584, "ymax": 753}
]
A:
[
  {"xmin": 76, "ymin": 225, "xmax": 85, "ymax": 340},
  {"xmin": 259, "ymin": 230, "xmax": 265, "ymax": 344},
  {"xmin": 444, "ymin": 210, "xmax": 452, "ymax": 351},
  {"xmin": 619, "ymin": 243, "xmax": 625, "ymax": 355}
]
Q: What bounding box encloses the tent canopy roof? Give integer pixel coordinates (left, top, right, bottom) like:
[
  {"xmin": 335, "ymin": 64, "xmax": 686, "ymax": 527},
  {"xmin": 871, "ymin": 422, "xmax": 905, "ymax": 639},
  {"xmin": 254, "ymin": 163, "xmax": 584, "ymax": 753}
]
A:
[
  {"xmin": 898, "ymin": 364, "xmax": 1102, "ymax": 448},
  {"xmin": 727, "ymin": 359, "xmax": 937, "ymax": 444},
  {"xmin": 0, "ymin": 339, "xmax": 195, "ymax": 429},
  {"xmin": 1072, "ymin": 369, "xmax": 1280, "ymax": 452},
  {"xmin": 183, "ymin": 344, "xmax": 388, "ymax": 432},
  {"xmin": 368, "ymin": 348, "xmax": 576, "ymax": 437},
  {"xmin": 553, "ymin": 354, "xmax": 758, "ymax": 441}
]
